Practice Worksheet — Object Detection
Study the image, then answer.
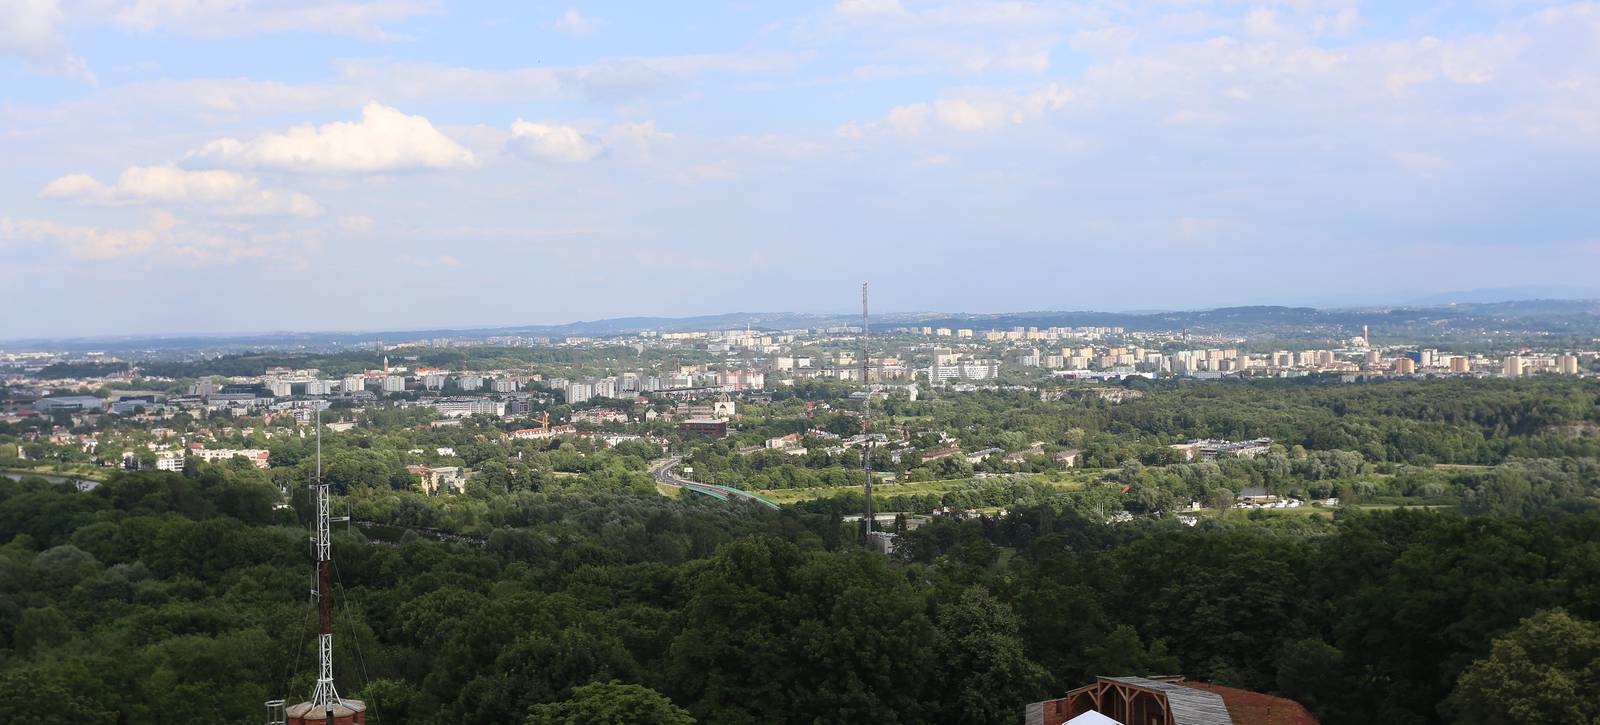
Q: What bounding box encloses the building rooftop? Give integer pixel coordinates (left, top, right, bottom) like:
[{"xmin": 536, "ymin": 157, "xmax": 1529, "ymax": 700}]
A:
[
  {"xmin": 1029, "ymin": 676, "xmax": 1317, "ymax": 725},
  {"xmin": 1181, "ymin": 682, "xmax": 1317, "ymax": 725},
  {"xmin": 1102, "ymin": 676, "xmax": 1233, "ymax": 725}
]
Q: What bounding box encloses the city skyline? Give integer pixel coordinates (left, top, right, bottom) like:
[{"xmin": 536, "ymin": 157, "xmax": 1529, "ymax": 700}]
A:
[
  {"xmin": 6, "ymin": 295, "xmax": 1599, "ymax": 346},
  {"xmin": 5, "ymin": 1, "xmax": 1600, "ymax": 337}
]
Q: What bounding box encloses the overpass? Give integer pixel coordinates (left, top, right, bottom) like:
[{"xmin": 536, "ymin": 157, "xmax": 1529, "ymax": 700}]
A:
[{"xmin": 651, "ymin": 458, "xmax": 780, "ymax": 510}]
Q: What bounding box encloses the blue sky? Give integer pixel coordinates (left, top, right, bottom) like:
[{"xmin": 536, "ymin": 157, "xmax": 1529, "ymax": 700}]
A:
[{"xmin": 3, "ymin": 1, "xmax": 1599, "ymax": 337}]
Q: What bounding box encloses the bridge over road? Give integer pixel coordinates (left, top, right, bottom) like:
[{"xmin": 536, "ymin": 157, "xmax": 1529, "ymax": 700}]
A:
[{"xmin": 650, "ymin": 458, "xmax": 780, "ymax": 510}]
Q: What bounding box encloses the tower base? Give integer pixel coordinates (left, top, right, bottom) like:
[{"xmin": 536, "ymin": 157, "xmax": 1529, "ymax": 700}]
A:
[{"xmin": 285, "ymin": 699, "xmax": 366, "ymax": 725}]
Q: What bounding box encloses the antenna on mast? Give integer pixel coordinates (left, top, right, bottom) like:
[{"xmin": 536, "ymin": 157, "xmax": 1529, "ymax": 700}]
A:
[
  {"xmin": 269, "ymin": 405, "xmax": 365, "ymax": 725},
  {"xmin": 861, "ymin": 282, "xmax": 875, "ymax": 548}
]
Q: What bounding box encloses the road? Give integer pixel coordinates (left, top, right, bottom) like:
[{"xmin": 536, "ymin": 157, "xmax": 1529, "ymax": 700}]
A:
[{"xmin": 651, "ymin": 458, "xmax": 780, "ymax": 510}]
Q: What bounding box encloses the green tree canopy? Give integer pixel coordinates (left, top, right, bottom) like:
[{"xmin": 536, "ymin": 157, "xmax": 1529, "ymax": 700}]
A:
[
  {"xmin": 526, "ymin": 681, "xmax": 693, "ymax": 725},
  {"xmin": 1446, "ymin": 609, "xmax": 1600, "ymax": 725}
]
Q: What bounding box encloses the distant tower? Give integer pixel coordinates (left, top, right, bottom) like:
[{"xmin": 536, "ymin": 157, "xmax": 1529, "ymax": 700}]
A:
[
  {"xmin": 1363, "ymin": 325, "xmax": 1370, "ymax": 347},
  {"xmin": 269, "ymin": 407, "xmax": 366, "ymax": 725},
  {"xmin": 860, "ymin": 282, "xmax": 875, "ymax": 547}
]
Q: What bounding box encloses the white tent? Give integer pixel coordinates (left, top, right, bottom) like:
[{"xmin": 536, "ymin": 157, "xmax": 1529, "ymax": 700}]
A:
[{"xmin": 1065, "ymin": 711, "xmax": 1123, "ymax": 725}]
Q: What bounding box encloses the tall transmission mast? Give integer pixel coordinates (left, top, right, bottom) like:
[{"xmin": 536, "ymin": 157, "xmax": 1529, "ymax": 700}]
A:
[
  {"xmin": 269, "ymin": 406, "xmax": 365, "ymax": 725},
  {"xmin": 310, "ymin": 405, "xmax": 339, "ymax": 714},
  {"xmin": 861, "ymin": 282, "xmax": 874, "ymax": 546}
]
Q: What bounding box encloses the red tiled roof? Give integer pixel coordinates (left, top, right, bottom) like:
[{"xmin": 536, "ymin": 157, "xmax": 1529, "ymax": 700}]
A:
[{"xmin": 1182, "ymin": 682, "xmax": 1318, "ymax": 725}]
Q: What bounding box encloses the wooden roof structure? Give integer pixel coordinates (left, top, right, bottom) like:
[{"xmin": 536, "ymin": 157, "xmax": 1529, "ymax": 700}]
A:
[{"xmin": 1028, "ymin": 676, "xmax": 1234, "ymax": 725}]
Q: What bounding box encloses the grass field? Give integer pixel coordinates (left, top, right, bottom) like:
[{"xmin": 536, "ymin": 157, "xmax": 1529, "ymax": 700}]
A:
[{"xmin": 1, "ymin": 464, "xmax": 110, "ymax": 481}]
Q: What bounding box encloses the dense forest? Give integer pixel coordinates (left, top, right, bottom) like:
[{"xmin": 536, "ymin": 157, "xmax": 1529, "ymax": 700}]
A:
[
  {"xmin": 4, "ymin": 377, "xmax": 1600, "ymax": 723},
  {"xmin": 3, "ymin": 465, "xmax": 1599, "ymax": 724}
]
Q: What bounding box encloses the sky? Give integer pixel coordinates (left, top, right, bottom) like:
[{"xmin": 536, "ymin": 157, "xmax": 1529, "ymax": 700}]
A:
[{"xmin": 3, "ymin": 1, "xmax": 1600, "ymax": 338}]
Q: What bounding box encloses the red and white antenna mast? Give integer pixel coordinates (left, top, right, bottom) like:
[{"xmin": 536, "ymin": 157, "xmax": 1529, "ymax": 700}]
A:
[
  {"xmin": 269, "ymin": 405, "xmax": 364, "ymax": 725},
  {"xmin": 861, "ymin": 282, "xmax": 875, "ymax": 547},
  {"xmin": 310, "ymin": 405, "xmax": 340, "ymax": 713}
]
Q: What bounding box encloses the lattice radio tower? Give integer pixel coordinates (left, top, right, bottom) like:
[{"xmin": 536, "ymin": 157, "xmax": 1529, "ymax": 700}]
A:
[
  {"xmin": 861, "ymin": 282, "xmax": 875, "ymax": 547},
  {"xmin": 267, "ymin": 406, "xmax": 365, "ymax": 725}
]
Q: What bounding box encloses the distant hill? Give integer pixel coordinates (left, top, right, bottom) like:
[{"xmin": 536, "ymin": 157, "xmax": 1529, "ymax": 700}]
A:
[
  {"xmin": 6, "ymin": 299, "xmax": 1600, "ymax": 352},
  {"xmin": 1407, "ymin": 286, "xmax": 1600, "ymax": 305}
]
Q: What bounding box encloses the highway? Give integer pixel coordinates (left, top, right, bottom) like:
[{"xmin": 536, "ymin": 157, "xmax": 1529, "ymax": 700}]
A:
[{"xmin": 651, "ymin": 457, "xmax": 780, "ymax": 510}]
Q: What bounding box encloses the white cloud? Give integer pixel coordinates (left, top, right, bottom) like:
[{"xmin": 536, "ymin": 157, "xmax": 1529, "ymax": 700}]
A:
[
  {"xmin": 338, "ymin": 215, "xmax": 376, "ymax": 232},
  {"xmin": 952, "ymin": 37, "xmax": 1054, "ymax": 73},
  {"xmin": 0, "ymin": 0, "xmax": 61, "ymax": 58},
  {"xmin": 1392, "ymin": 151, "xmax": 1446, "ymax": 177},
  {"xmin": 40, "ymin": 164, "xmax": 321, "ymax": 217},
  {"xmin": 0, "ymin": 0, "xmax": 93, "ymax": 81},
  {"xmin": 1163, "ymin": 109, "xmax": 1227, "ymax": 126},
  {"xmin": 1, "ymin": 210, "xmax": 263, "ymax": 262},
  {"xmin": 834, "ymin": 0, "xmax": 905, "ymax": 19},
  {"xmin": 602, "ymin": 121, "xmax": 673, "ymax": 159},
  {"xmin": 400, "ymin": 253, "xmax": 461, "ymax": 268},
  {"xmin": 1070, "ymin": 26, "xmax": 1136, "ymax": 56},
  {"xmin": 1315, "ymin": 8, "xmax": 1362, "ymax": 37},
  {"xmin": 1019, "ymin": 84, "xmax": 1073, "ymax": 116},
  {"xmin": 1243, "ymin": 9, "xmax": 1289, "ymax": 40},
  {"xmin": 823, "ymin": 0, "xmax": 1067, "ymax": 78},
  {"xmin": 86, "ymin": 77, "xmax": 355, "ymax": 119},
  {"xmin": 869, "ymin": 83, "xmax": 1073, "ymax": 135},
  {"xmin": 834, "ymin": 0, "xmax": 1068, "ymax": 28},
  {"xmin": 887, "ymin": 102, "xmax": 931, "ymax": 135},
  {"xmin": 108, "ymin": 0, "xmax": 433, "ymax": 40},
  {"xmin": 3, "ymin": 0, "xmax": 430, "ymax": 83},
  {"xmin": 1176, "ymin": 216, "xmax": 1236, "ymax": 244},
  {"xmin": 934, "ymin": 98, "xmax": 1009, "ymax": 131},
  {"xmin": 508, "ymin": 120, "xmax": 603, "ymax": 163},
  {"xmin": 331, "ymin": 53, "xmax": 801, "ymax": 105},
  {"xmin": 552, "ymin": 8, "xmax": 596, "ymax": 36},
  {"xmin": 190, "ymin": 102, "xmax": 477, "ymax": 173}
]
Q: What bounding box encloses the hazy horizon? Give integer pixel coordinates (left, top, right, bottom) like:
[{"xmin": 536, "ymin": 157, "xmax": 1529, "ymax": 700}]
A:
[
  {"xmin": 6, "ymin": 289, "xmax": 1600, "ymax": 344},
  {"xmin": 5, "ymin": 2, "xmax": 1600, "ymax": 338}
]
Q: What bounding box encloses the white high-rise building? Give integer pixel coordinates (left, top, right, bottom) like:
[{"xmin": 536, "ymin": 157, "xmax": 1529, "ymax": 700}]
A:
[{"xmin": 427, "ymin": 399, "xmax": 506, "ymax": 417}]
